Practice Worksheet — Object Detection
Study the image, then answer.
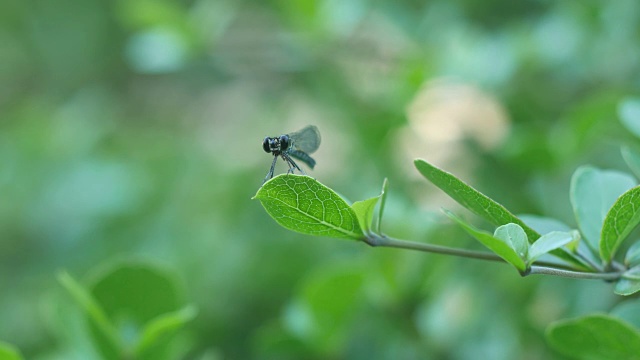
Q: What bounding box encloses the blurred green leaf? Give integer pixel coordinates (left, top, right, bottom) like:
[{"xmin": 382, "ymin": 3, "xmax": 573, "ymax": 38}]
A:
[
  {"xmin": 134, "ymin": 305, "xmax": 197, "ymax": 359},
  {"xmin": 614, "ymin": 267, "xmax": 640, "ymax": 296},
  {"xmin": 611, "ymin": 301, "xmax": 640, "ymax": 329},
  {"xmin": 57, "ymin": 271, "xmax": 121, "ymax": 358},
  {"xmin": 254, "ymin": 175, "xmax": 364, "ymax": 239},
  {"xmin": 600, "ymin": 186, "xmax": 640, "ymax": 263},
  {"xmin": 625, "ymin": 241, "xmax": 640, "ymax": 268},
  {"xmin": 446, "ymin": 211, "xmax": 526, "ymax": 272},
  {"xmin": 89, "ymin": 260, "xmax": 183, "ymax": 326},
  {"xmin": 518, "ymin": 214, "xmax": 571, "ymax": 234},
  {"xmin": 619, "ymin": 98, "xmax": 640, "ymax": 138},
  {"xmin": 298, "ymin": 265, "xmax": 365, "ymax": 352},
  {"xmin": 547, "ymin": 314, "xmax": 640, "ymax": 360},
  {"xmin": 252, "ymin": 321, "xmax": 310, "ymax": 359},
  {"xmin": 570, "ymin": 166, "xmax": 636, "ymax": 252},
  {"xmin": 528, "ymin": 231, "xmax": 578, "ymax": 265},
  {"xmin": 351, "ymin": 196, "xmax": 379, "ymax": 234},
  {"xmin": 85, "ymin": 260, "xmax": 187, "ymax": 359},
  {"xmin": 376, "ymin": 178, "xmax": 389, "ymax": 234},
  {"xmin": 0, "ymin": 342, "xmax": 23, "ymax": 360},
  {"xmin": 415, "ymin": 159, "xmax": 540, "ymax": 242},
  {"xmin": 493, "ymin": 223, "xmax": 528, "ymax": 261},
  {"xmin": 621, "ymin": 146, "xmax": 640, "ymax": 179}
]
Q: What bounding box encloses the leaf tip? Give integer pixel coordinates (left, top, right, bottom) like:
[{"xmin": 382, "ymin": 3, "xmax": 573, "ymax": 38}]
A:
[
  {"xmin": 441, "ymin": 208, "xmax": 455, "ymax": 217},
  {"xmin": 414, "ymin": 158, "xmax": 430, "ymax": 167}
]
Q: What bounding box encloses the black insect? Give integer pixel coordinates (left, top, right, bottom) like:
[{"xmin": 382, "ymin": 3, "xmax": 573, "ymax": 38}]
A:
[{"xmin": 262, "ymin": 125, "xmax": 321, "ymax": 183}]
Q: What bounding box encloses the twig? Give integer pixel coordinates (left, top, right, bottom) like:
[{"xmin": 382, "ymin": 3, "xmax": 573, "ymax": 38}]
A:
[
  {"xmin": 525, "ymin": 266, "xmax": 622, "ymax": 280},
  {"xmin": 363, "ymin": 233, "xmax": 623, "ymax": 280}
]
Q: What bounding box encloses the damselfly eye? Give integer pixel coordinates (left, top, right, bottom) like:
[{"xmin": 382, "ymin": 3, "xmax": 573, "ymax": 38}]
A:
[
  {"xmin": 279, "ymin": 135, "xmax": 289, "ymax": 150},
  {"xmin": 262, "ymin": 137, "xmax": 271, "ymax": 153}
]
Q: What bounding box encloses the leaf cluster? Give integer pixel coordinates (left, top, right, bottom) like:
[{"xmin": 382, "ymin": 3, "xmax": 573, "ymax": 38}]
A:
[
  {"xmin": 255, "ymin": 155, "xmax": 640, "ymax": 293},
  {"xmin": 254, "ymin": 149, "xmax": 640, "ymax": 359}
]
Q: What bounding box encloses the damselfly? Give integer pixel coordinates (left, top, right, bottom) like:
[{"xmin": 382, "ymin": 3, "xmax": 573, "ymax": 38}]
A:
[{"xmin": 262, "ymin": 125, "xmax": 321, "ymax": 183}]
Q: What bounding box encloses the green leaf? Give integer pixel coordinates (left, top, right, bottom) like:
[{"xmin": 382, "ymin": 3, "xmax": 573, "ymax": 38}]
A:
[
  {"xmin": 600, "ymin": 186, "xmax": 640, "ymax": 263},
  {"xmin": 528, "ymin": 231, "xmax": 578, "ymax": 265},
  {"xmin": 519, "ymin": 215, "xmax": 582, "ymax": 253},
  {"xmin": 416, "ymin": 159, "xmax": 587, "ymax": 269},
  {"xmin": 254, "ymin": 174, "xmax": 363, "ymax": 239},
  {"xmin": 351, "ymin": 196, "xmax": 379, "ymax": 234},
  {"xmin": 89, "ymin": 260, "xmax": 184, "ymax": 326},
  {"xmin": 518, "ymin": 214, "xmax": 571, "ymax": 234},
  {"xmin": 57, "ymin": 271, "xmax": 122, "ymax": 358},
  {"xmin": 134, "ymin": 305, "xmax": 197, "ymax": 358},
  {"xmin": 611, "ymin": 301, "xmax": 640, "ymax": 329},
  {"xmin": 546, "ymin": 314, "xmax": 640, "ymax": 360},
  {"xmin": 570, "ymin": 166, "xmax": 636, "ymax": 252},
  {"xmin": 445, "ymin": 211, "xmax": 527, "ymax": 272},
  {"xmin": 621, "ymin": 146, "xmax": 640, "ymax": 179},
  {"xmin": 493, "ymin": 223, "xmax": 528, "ymax": 262},
  {"xmin": 0, "ymin": 342, "xmax": 23, "ymax": 360},
  {"xmin": 86, "ymin": 260, "xmax": 187, "ymax": 359},
  {"xmin": 625, "ymin": 241, "xmax": 640, "ymax": 267},
  {"xmin": 619, "ymin": 97, "xmax": 640, "ymax": 138},
  {"xmin": 415, "ymin": 159, "xmax": 540, "ymax": 242},
  {"xmin": 614, "ymin": 267, "xmax": 640, "ymax": 296},
  {"xmin": 376, "ymin": 178, "xmax": 389, "ymax": 234},
  {"xmin": 295, "ymin": 264, "xmax": 365, "ymax": 351}
]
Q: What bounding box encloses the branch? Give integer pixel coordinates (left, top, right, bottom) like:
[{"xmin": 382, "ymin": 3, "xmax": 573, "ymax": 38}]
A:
[
  {"xmin": 363, "ymin": 233, "xmax": 622, "ymax": 279},
  {"xmin": 364, "ymin": 233, "xmax": 504, "ymax": 262},
  {"xmin": 525, "ymin": 266, "xmax": 623, "ymax": 281}
]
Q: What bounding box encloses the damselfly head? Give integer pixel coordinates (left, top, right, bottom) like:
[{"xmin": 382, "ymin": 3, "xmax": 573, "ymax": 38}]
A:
[{"xmin": 262, "ymin": 134, "xmax": 291, "ymax": 155}]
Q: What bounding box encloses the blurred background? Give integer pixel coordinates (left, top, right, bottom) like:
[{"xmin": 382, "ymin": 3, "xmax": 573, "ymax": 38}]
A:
[{"xmin": 1, "ymin": 0, "xmax": 640, "ymax": 359}]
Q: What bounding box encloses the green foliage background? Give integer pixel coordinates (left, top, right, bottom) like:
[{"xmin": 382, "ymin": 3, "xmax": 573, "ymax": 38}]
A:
[{"xmin": 1, "ymin": 0, "xmax": 639, "ymax": 359}]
